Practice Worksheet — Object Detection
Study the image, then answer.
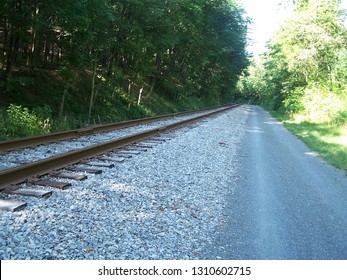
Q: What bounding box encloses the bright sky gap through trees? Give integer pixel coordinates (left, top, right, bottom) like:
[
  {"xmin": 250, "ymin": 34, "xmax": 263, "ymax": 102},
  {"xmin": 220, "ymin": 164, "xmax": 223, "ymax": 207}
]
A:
[{"xmin": 243, "ymin": 0, "xmax": 347, "ymax": 56}]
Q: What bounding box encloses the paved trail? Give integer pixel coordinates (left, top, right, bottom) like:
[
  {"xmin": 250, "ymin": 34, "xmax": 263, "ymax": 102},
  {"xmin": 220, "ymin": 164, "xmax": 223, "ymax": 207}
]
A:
[{"xmin": 205, "ymin": 105, "xmax": 347, "ymax": 259}]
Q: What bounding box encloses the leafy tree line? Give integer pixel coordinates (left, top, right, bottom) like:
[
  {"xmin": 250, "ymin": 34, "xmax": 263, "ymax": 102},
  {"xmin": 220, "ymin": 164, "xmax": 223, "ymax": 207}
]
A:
[
  {"xmin": 0, "ymin": 0, "xmax": 249, "ymax": 133},
  {"xmin": 238, "ymin": 0, "xmax": 347, "ymax": 125}
]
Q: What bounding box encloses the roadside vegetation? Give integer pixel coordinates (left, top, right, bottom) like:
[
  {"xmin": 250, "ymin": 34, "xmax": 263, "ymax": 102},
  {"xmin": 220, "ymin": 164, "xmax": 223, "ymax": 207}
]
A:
[
  {"xmin": 238, "ymin": 0, "xmax": 347, "ymax": 171},
  {"xmin": 0, "ymin": 0, "xmax": 248, "ymax": 140},
  {"xmin": 271, "ymin": 111, "xmax": 347, "ymax": 171}
]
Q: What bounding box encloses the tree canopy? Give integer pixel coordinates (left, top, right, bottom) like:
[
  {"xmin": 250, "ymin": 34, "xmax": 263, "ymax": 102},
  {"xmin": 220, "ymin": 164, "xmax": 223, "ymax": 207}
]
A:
[
  {"xmin": 0, "ymin": 0, "xmax": 249, "ymax": 122},
  {"xmin": 238, "ymin": 0, "xmax": 347, "ymax": 123}
]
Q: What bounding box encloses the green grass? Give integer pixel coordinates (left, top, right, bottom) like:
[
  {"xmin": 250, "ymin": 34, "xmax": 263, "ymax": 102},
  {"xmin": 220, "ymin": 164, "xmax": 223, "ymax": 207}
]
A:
[{"xmin": 271, "ymin": 112, "xmax": 347, "ymax": 172}]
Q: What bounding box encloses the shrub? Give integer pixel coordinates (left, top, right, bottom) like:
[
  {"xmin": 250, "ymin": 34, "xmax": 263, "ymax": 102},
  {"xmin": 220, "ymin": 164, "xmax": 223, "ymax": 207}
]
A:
[
  {"xmin": 283, "ymin": 86, "xmax": 305, "ymax": 114},
  {"xmin": 3, "ymin": 104, "xmax": 49, "ymax": 138},
  {"xmin": 5, "ymin": 75, "xmax": 35, "ymax": 93},
  {"xmin": 300, "ymin": 84, "xmax": 346, "ymax": 123},
  {"xmin": 332, "ymin": 110, "xmax": 347, "ymax": 126}
]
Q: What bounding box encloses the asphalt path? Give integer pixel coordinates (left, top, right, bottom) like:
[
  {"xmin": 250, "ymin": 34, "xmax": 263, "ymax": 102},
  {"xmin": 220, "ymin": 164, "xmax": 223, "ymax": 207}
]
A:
[{"xmin": 205, "ymin": 105, "xmax": 347, "ymax": 259}]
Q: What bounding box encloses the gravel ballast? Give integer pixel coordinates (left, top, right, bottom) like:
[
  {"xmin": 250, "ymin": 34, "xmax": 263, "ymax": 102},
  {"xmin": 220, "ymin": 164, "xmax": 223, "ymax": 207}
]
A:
[
  {"xmin": 0, "ymin": 106, "xmax": 248, "ymax": 260},
  {"xmin": 0, "ymin": 109, "xmax": 225, "ymax": 171}
]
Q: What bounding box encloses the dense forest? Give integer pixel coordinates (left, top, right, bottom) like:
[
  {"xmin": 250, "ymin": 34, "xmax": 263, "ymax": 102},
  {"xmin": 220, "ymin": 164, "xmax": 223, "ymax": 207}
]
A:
[
  {"xmin": 0, "ymin": 0, "xmax": 249, "ymax": 138},
  {"xmin": 239, "ymin": 0, "xmax": 347, "ymax": 124}
]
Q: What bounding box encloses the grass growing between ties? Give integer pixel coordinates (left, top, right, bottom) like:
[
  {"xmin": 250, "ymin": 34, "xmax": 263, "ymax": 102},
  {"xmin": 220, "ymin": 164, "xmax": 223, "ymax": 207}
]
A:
[{"xmin": 271, "ymin": 112, "xmax": 347, "ymax": 172}]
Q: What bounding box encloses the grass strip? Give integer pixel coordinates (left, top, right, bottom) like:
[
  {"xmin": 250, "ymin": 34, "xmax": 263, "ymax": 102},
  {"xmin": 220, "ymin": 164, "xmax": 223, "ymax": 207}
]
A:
[{"xmin": 270, "ymin": 112, "xmax": 347, "ymax": 173}]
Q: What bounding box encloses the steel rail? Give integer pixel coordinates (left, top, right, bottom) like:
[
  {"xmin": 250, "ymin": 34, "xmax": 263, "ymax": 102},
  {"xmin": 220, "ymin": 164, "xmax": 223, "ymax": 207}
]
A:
[
  {"xmin": 0, "ymin": 105, "xmax": 238, "ymax": 191},
  {"xmin": 0, "ymin": 105, "xmax": 229, "ymax": 152}
]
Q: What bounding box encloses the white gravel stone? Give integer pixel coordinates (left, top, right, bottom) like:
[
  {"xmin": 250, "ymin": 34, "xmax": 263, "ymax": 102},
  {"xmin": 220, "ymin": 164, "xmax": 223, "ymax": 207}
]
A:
[
  {"xmin": 0, "ymin": 105, "xmax": 249, "ymax": 259},
  {"xmin": 0, "ymin": 109, "xmax": 224, "ymax": 171}
]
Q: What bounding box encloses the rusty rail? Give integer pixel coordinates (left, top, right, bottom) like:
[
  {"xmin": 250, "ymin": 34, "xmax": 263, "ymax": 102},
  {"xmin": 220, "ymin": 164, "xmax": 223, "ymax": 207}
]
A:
[
  {"xmin": 0, "ymin": 105, "xmax": 229, "ymax": 152},
  {"xmin": 0, "ymin": 104, "xmax": 238, "ymax": 191}
]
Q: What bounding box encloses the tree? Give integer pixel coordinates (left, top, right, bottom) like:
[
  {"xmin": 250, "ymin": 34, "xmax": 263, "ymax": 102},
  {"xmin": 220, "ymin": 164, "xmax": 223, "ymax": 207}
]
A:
[
  {"xmin": 241, "ymin": 0, "xmax": 347, "ymax": 113},
  {"xmin": 0, "ymin": 0, "xmax": 249, "ymax": 124}
]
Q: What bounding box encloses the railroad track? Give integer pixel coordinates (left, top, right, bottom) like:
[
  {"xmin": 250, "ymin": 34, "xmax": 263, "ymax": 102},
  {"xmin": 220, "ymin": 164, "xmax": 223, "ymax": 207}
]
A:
[
  {"xmin": 0, "ymin": 105, "xmax": 228, "ymax": 153},
  {"xmin": 0, "ymin": 104, "xmax": 238, "ymax": 211}
]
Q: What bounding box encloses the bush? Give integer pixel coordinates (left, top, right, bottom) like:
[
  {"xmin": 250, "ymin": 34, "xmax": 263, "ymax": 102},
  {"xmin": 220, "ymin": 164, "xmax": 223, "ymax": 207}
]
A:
[
  {"xmin": 283, "ymin": 87, "xmax": 305, "ymax": 114},
  {"xmin": 3, "ymin": 104, "xmax": 50, "ymax": 138},
  {"xmin": 5, "ymin": 75, "xmax": 35, "ymax": 93},
  {"xmin": 299, "ymin": 84, "xmax": 346, "ymax": 123},
  {"xmin": 332, "ymin": 110, "xmax": 347, "ymax": 126}
]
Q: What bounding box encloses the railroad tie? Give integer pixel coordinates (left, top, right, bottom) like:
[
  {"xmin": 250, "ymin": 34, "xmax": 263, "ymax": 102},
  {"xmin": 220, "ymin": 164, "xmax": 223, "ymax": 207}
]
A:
[
  {"xmin": 33, "ymin": 179, "xmax": 71, "ymax": 190},
  {"xmin": 6, "ymin": 188, "xmax": 52, "ymax": 198},
  {"xmin": 98, "ymin": 156, "xmax": 125, "ymax": 163},
  {"xmin": 85, "ymin": 161, "xmax": 115, "ymax": 168},
  {"xmin": 65, "ymin": 167, "xmax": 102, "ymax": 174},
  {"xmin": 50, "ymin": 172, "xmax": 87, "ymax": 181},
  {"xmin": 0, "ymin": 199, "xmax": 27, "ymax": 212}
]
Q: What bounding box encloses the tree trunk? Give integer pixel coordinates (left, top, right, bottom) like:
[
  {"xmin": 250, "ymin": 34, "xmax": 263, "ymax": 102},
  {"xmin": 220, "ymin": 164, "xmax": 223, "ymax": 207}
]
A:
[
  {"xmin": 43, "ymin": 39, "xmax": 49, "ymax": 68},
  {"xmin": 59, "ymin": 87, "xmax": 68, "ymax": 120},
  {"xmin": 27, "ymin": 27, "xmax": 36, "ymax": 70},
  {"xmin": 59, "ymin": 73, "xmax": 77, "ymax": 119},
  {"xmin": 5, "ymin": 33, "xmax": 14, "ymax": 78},
  {"xmin": 137, "ymin": 87, "xmax": 143, "ymax": 105},
  {"xmin": 107, "ymin": 46, "xmax": 116, "ymax": 77},
  {"xmin": 147, "ymin": 77, "xmax": 156, "ymax": 97},
  {"xmin": 88, "ymin": 55, "xmax": 98, "ymax": 124},
  {"xmin": 27, "ymin": 4, "xmax": 40, "ymax": 70}
]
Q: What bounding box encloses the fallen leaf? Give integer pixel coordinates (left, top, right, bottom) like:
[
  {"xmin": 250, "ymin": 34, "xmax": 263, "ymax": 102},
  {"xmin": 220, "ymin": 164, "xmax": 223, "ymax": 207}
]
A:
[{"xmin": 85, "ymin": 247, "xmax": 93, "ymax": 253}]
